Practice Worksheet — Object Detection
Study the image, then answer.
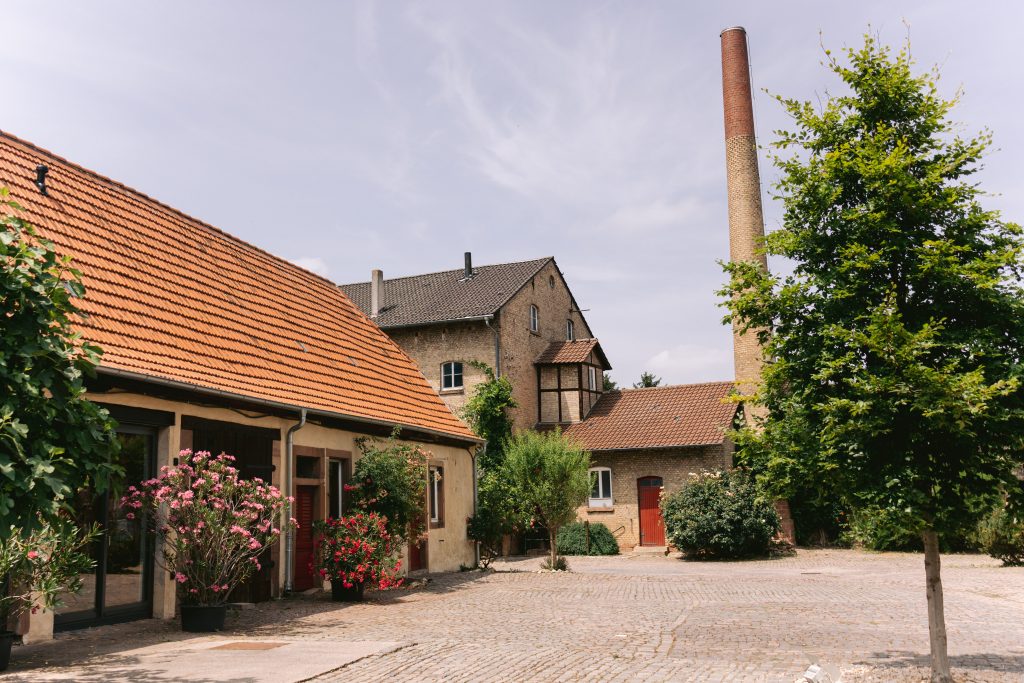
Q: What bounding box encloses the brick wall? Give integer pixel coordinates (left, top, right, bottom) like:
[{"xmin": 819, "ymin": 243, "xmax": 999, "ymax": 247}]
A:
[
  {"xmin": 578, "ymin": 443, "xmax": 733, "ymax": 549},
  {"xmin": 498, "ymin": 260, "xmax": 594, "ymax": 431}
]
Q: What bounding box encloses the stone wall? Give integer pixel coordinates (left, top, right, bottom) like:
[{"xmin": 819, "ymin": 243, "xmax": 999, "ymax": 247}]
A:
[{"xmin": 578, "ymin": 444, "xmax": 733, "ymax": 549}]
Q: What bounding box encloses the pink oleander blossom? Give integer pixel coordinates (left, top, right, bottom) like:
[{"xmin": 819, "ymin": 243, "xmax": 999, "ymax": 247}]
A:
[{"xmin": 120, "ymin": 449, "xmax": 292, "ymax": 608}]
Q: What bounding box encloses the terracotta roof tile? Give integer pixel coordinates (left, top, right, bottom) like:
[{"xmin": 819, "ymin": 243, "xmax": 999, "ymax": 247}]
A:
[
  {"xmin": 0, "ymin": 131, "xmax": 476, "ymax": 443},
  {"xmin": 562, "ymin": 382, "xmax": 737, "ymax": 450},
  {"xmin": 535, "ymin": 339, "xmax": 611, "ymax": 369}
]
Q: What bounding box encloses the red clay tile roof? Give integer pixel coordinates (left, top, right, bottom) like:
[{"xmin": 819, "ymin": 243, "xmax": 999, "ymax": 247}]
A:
[
  {"xmin": 0, "ymin": 131, "xmax": 476, "ymax": 443},
  {"xmin": 562, "ymin": 382, "xmax": 737, "ymax": 450},
  {"xmin": 535, "ymin": 339, "xmax": 611, "ymax": 369}
]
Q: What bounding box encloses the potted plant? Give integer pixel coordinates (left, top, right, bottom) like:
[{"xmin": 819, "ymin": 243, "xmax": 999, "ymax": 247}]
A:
[
  {"xmin": 122, "ymin": 449, "xmax": 291, "ymax": 632},
  {"xmin": 0, "ymin": 519, "xmax": 97, "ymax": 671},
  {"xmin": 311, "ymin": 513, "xmax": 401, "ymax": 601}
]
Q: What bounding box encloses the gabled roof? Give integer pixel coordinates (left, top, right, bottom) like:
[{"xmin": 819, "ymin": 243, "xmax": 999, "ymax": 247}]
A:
[
  {"xmin": 0, "ymin": 131, "xmax": 476, "ymax": 443},
  {"xmin": 536, "ymin": 339, "xmax": 611, "ymax": 370},
  {"xmin": 562, "ymin": 382, "xmax": 737, "ymax": 451},
  {"xmin": 339, "ymin": 257, "xmax": 553, "ymax": 328}
]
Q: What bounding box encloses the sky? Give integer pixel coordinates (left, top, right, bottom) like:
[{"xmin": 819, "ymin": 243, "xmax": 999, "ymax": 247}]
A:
[{"xmin": 2, "ymin": 2, "xmax": 1022, "ymax": 388}]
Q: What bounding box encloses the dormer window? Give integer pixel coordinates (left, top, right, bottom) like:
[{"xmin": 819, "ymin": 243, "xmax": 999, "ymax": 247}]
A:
[
  {"xmin": 566, "ymin": 319, "xmax": 575, "ymax": 341},
  {"xmin": 529, "ymin": 305, "xmax": 539, "ymax": 333},
  {"xmin": 441, "ymin": 361, "xmax": 463, "ymax": 390}
]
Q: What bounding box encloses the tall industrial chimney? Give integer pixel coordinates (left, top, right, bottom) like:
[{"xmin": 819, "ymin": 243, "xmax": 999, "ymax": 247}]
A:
[{"xmin": 721, "ymin": 26, "xmax": 768, "ymax": 397}]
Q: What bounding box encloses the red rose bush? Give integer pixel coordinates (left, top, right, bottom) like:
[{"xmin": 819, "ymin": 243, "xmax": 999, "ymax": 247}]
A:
[{"xmin": 311, "ymin": 513, "xmax": 402, "ymax": 592}]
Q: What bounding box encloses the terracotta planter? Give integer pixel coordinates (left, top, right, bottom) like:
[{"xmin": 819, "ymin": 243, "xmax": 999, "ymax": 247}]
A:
[
  {"xmin": 331, "ymin": 581, "xmax": 365, "ymax": 602},
  {"xmin": 0, "ymin": 630, "xmax": 16, "ymax": 672},
  {"xmin": 180, "ymin": 604, "xmax": 227, "ymax": 632}
]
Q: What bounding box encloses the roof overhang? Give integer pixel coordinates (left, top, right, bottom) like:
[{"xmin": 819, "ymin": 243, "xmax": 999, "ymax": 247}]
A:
[{"xmin": 92, "ymin": 366, "xmax": 482, "ymax": 448}]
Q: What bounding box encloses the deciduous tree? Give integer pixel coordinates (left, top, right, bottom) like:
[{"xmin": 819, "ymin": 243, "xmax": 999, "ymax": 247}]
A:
[{"xmin": 721, "ymin": 37, "xmax": 1024, "ymax": 682}]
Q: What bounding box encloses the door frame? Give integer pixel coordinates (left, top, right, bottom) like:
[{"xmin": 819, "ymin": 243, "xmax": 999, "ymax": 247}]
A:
[{"xmin": 637, "ymin": 476, "xmax": 666, "ymax": 547}]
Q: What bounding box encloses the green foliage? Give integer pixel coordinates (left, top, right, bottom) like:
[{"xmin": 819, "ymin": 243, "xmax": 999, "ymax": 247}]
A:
[
  {"xmin": 976, "ymin": 502, "xmax": 1024, "ymax": 566},
  {"xmin": 556, "ymin": 521, "xmax": 620, "ymax": 556},
  {"xmin": 720, "ymin": 35, "xmax": 1024, "ymax": 547},
  {"xmin": 602, "ymin": 373, "xmax": 618, "ymax": 391},
  {"xmin": 540, "ymin": 555, "xmax": 568, "ymax": 571},
  {"xmin": 467, "ymin": 468, "xmax": 528, "ymax": 567},
  {"xmin": 1, "ymin": 191, "xmax": 120, "ymax": 533},
  {"xmin": 504, "ymin": 430, "xmax": 591, "ymax": 566},
  {"xmin": 633, "ymin": 371, "xmax": 661, "ymax": 388},
  {"xmin": 461, "ymin": 362, "xmax": 517, "ymax": 471},
  {"xmin": 661, "ymin": 470, "xmax": 780, "ymax": 559},
  {"xmin": 350, "ymin": 431, "xmax": 429, "ymax": 542},
  {"xmin": 0, "ymin": 518, "xmax": 99, "ymax": 621}
]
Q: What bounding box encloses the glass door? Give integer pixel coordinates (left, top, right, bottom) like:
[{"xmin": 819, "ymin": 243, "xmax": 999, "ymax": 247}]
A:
[{"xmin": 56, "ymin": 426, "xmax": 156, "ymax": 630}]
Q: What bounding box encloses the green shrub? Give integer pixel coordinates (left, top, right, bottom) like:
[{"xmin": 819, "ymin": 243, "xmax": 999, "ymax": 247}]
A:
[
  {"xmin": 349, "ymin": 433, "xmax": 429, "ymax": 542},
  {"xmin": 661, "ymin": 470, "xmax": 780, "ymax": 559},
  {"xmin": 839, "ymin": 507, "xmax": 980, "ymax": 553},
  {"xmin": 976, "ymin": 505, "xmax": 1024, "ymax": 566},
  {"xmin": 556, "ymin": 522, "xmax": 620, "ymax": 556}
]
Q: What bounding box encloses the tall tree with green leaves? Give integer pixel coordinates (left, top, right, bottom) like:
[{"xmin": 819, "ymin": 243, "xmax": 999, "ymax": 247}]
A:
[
  {"xmin": 721, "ymin": 37, "xmax": 1024, "ymax": 682},
  {"xmin": 504, "ymin": 430, "xmax": 591, "ymax": 569},
  {"xmin": 1, "ymin": 191, "xmax": 120, "ymax": 534},
  {"xmin": 602, "ymin": 372, "xmax": 618, "ymax": 392},
  {"xmin": 633, "ymin": 371, "xmax": 661, "ymax": 388}
]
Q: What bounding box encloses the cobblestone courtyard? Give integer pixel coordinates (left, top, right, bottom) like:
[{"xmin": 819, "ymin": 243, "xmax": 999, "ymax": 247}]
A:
[{"xmin": 8, "ymin": 550, "xmax": 1024, "ymax": 682}]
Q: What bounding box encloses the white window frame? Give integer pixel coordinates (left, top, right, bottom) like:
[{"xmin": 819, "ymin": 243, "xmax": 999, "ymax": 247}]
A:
[
  {"xmin": 429, "ymin": 465, "xmax": 444, "ymax": 525},
  {"xmin": 441, "ymin": 361, "xmax": 463, "ymax": 390},
  {"xmin": 588, "ymin": 365, "xmax": 597, "ymax": 390},
  {"xmin": 529, "ymin": 305, "xmax": 539, "ymax": 333},
  {"xmin": 589, "ymin": 467, "xmax": 612, "ymax": 507},
  {"xmin": 566, "ymin": 319, "xmax": 575, "ymax": 341}
]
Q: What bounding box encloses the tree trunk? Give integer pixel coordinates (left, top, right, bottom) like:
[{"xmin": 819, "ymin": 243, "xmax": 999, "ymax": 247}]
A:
[
  {"xmin": 549, "ymin": 527, "xmax": 558, "ymax": 568},
  {"xmin": 922, "ymin": 529, "xmax": 953, "ymax": 683}
]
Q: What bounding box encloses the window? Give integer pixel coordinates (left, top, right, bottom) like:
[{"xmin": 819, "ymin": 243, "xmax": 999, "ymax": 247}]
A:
[
  {"xmin": 441, "ymin": 361, "xmax": 463, "ymax": 390},
  {"xmin": 429, "ymin": 465, "xmax": 445, "ymax": 527},
  {"xmin": 589, "ymin": 366, "xmax": 597, "ymax": 390},
  {"xmin": 566, "ymin": 319, "xmax": 575, "ymax": 341},
  {"xmin": 529, "ymin": 305, "xmax": 539, "ymax": 333},
  {"xmin": 589, "ymin": 467, "xmax": 612, "ymax": 507}
]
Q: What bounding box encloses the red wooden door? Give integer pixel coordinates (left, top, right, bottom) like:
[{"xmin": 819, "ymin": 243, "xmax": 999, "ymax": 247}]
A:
[
  {"xmin": 637, "ymin": 477, "xmax": 665, "ymax": 546},
  {"xmin": 293, "ymin": 485, "xmax": 318, "ymax": 591}
]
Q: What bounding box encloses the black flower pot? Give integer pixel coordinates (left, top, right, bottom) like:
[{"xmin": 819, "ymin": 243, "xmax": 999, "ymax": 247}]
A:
[
  {"xmin": 180, "ymin": 604, "xmax": 228, "ymax": 632},
  {"xmin": 331, "ymin": 580, "xmax": 365, "ymax": 602},
  {"xmin": 0, "ymin": 631, "xmax": 16, "ymax": 672}
]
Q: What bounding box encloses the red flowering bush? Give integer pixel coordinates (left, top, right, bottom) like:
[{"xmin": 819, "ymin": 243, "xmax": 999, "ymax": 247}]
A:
[
  {"xmin": 121, "ymin": 449, "xmax": 291, "ymax": 606},
  {"xmin": 311, "ymin": 513, "xmax": 402, "ymax": 591}
]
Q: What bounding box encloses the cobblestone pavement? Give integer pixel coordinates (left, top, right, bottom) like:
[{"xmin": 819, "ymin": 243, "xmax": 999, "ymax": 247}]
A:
[{"xmin": 9, "ymin": 550, "xmax": 1024, "ymax": 682}]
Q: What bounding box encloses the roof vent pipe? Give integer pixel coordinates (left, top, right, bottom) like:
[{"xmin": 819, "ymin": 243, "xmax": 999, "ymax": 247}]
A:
[
  {"xmin": 35, "ymin": 165, "xmax": 48, "ymax": 195},
  {"xmin": 464, "ymin": 252, "xmax": 473, "ymax": 279},
  {"xmin": 370, "ymin": 269, "xmax": 383, "ymax": 318}
]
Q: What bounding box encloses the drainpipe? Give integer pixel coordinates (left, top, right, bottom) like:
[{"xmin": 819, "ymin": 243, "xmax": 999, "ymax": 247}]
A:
[
  {"xmin": 484, "ymin": 315, "xmax": 500, "ymax": 376},
  {"xmin": 471, "ymin": 444, "xmax": 481, "ymax": 567},
  {"xmin": 283, "ymin": 408, "xmax": 307, "ymax": 594}
]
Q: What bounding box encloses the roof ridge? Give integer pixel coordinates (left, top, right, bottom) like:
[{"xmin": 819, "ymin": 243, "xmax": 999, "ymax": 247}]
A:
[
  {"xmin": 336, "ymin": 256, "xmax": 554, "ymax": 289},
  {"xmin": 612, "ymin": 380, "xmax": 734, "ymax": 393},
  {"xmin": 0, "ymin": 129, "xmax": 340, "ymax": 289}
]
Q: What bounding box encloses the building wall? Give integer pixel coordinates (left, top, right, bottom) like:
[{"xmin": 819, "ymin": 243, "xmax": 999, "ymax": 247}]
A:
[
  {"xmin": 498, "ymin": 260, "xmax": 594, "ymax": 431},
  {"xmin": 388, "ymin": 320, "xmax": 496, "ymax": 420},
  {"xmin": 578, "ymin": 444, "xmax": 733, "ymax": 549},
  {"xmin": 23, "ymin": 389, "xmax": 476, "ymax": 641}
]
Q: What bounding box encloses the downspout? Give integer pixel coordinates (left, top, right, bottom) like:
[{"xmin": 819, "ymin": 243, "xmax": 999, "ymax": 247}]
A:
[
  {"xmin": 283, "ymin": 408, "xmax": 307, "ymax": 594},
  {"xmin": 484, "ymin": 315, "xmax": 501, "ymax": 376},
  {"xmin": 471, "ymin": 444, "xmax": 481, "ymax": 567}
]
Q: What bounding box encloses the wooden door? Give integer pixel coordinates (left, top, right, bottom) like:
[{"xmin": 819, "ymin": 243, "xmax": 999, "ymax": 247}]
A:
[
  {"xmin": 293, "ymin": 485, "xmax": 318, "ymax": 591},
  {"xmin": 637, "ymin": 477, "xmax": 665, "ymax": 546}
]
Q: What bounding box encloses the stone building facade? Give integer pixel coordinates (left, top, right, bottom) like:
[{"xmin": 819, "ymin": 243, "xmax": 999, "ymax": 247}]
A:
[
  {"xmin": 564, "ymin": 382, "xmax": 739, "ymax": 550},
  {"xmin": 341, "ymin": 256, "xmax": 609, "ymax": 432}
]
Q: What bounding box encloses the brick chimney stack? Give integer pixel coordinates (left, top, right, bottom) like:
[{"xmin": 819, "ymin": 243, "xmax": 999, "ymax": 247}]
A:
[{"xmin": 721, "ymin": 26, "xmax": 768, "ymax": 396}]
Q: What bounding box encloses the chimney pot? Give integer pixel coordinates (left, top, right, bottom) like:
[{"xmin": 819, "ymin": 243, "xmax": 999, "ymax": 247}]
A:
[
  {"xmin": 370, "ymin": 269, "xmax": 383, "ymax": 319},
  {"xmin": 464, "ymin": 252, "xmax": 473, "ymax": 279}
]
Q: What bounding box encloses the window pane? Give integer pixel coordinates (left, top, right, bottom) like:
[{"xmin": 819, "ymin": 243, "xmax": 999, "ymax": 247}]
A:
[
  {"xmin": 452, "ymin": 362, "xmax": 463, "ymax": 387},
  {"xmin": 105, "ymin": 432, "xmax": 152, "ymax": 610},
  {"xmin": 601, "ymin": 470, "xmax": 612, "ymax": 499},
  {"xmin": 590, "ymin": 471, "xmax": 600, "ymax": 498}
]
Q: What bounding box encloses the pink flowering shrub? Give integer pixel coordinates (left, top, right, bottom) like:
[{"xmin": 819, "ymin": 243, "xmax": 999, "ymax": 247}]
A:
[
  {"xmin": 122, "ymin": 449, "xmax": 292, "ymax": 606},
  {"xmin": 311, "ymin": 513, "xmax": 402, "ymax": 591}
]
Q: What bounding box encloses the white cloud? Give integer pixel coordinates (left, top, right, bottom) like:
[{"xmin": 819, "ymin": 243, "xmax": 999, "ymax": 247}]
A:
[
  {"xmin": 645, "ymin": 343, "xmax": 733, "ymax": 385},
  {"xmin": 291, "ymin": 257, "xmax": 331, "ymax": 277}
]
